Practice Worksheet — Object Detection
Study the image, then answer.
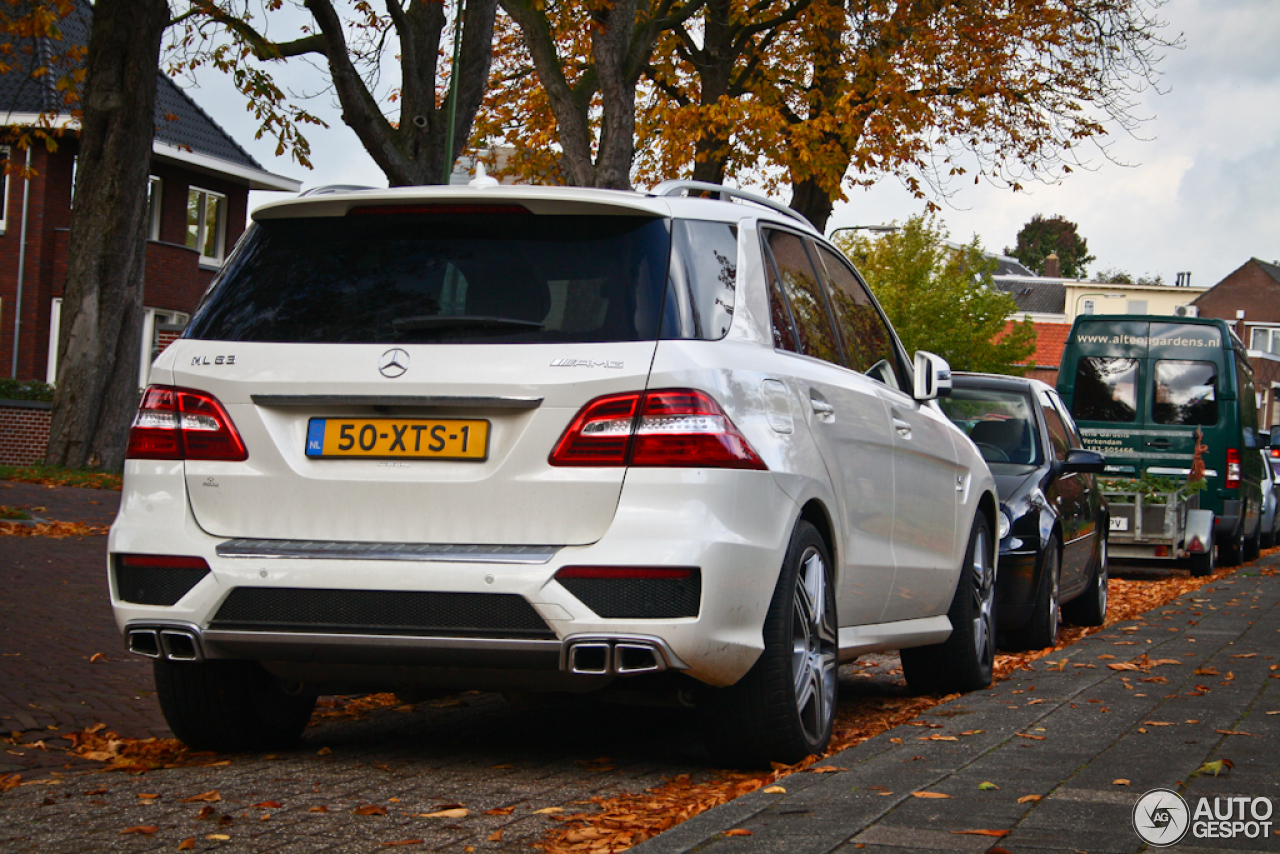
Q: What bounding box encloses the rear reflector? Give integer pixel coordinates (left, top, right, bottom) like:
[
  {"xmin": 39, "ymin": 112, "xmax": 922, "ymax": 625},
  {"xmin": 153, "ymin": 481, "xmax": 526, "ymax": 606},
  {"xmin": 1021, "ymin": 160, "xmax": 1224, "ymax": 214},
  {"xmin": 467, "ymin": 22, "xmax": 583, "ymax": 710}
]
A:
[
  {"xmin": 556, "ymin": 566, "xmax": 695, "ymax": 580},
  {"xmin": 550, "ymin": 389, "xmax": 766, "ymax": 470},
  {"xmin": 120, "ymin": 554, "xmax": 210, "ymax": 570},
  {"xmin": 127, "ymin": 386, "xmax": 248, "ymax": 461}
]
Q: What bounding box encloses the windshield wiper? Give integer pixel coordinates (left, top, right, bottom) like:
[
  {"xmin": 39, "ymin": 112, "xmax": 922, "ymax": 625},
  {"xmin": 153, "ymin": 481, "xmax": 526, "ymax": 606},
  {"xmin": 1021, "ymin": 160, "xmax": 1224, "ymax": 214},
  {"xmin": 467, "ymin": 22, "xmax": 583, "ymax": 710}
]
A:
[{"xmin": 392, "ymin": 315, "xmax": 545, "ymax": 332}]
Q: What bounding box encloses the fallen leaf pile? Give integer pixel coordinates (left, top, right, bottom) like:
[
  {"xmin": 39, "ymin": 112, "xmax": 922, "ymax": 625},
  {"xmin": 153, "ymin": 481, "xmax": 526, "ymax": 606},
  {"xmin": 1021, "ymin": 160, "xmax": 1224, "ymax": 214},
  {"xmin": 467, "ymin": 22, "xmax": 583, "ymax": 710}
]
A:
[
  {"xmin": 0, "ymin": 520, "xmax": 109, "ymax": 538},
  {"xmin": 61, "ymin": 723, "xmax": 218, "ymax": 771},
  {"xmin": 535, "ymin": 561, "xmax": 1249, "ymax": 853}
]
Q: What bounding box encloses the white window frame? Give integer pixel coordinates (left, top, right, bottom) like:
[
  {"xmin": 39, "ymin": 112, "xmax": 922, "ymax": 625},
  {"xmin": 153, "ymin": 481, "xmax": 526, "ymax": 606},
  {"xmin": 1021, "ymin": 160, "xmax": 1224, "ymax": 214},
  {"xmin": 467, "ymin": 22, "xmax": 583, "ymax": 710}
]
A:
[
  {"xmin": 147, "ymin": 176, "xmax": 162, "ymax": 241},
  {"xmin": 186, "ymin": 185, "xmax": 227, "ymax": 265},
  {"xmin": 1251, "ymin": 327, "xmax": 1280, "ymax": 356},
  {"xmin": 46, "ymin": 297, "xmax": 61, "ymax": 384},
  {"xmin": 1081, "ymin": 298, "xmax": 1095, "ymax": 315},
  {"xmin": 0, "ymin": 145, "xmax": 10, "ymax": 234}
]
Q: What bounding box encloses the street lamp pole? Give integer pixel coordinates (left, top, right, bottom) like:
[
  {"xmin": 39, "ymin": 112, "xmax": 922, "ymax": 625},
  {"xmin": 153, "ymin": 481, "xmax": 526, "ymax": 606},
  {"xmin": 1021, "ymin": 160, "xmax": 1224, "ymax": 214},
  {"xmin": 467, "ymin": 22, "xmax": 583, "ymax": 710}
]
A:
[{"xmin": 827, "ymin": 224, "xmax": 899, "ymax": 241}]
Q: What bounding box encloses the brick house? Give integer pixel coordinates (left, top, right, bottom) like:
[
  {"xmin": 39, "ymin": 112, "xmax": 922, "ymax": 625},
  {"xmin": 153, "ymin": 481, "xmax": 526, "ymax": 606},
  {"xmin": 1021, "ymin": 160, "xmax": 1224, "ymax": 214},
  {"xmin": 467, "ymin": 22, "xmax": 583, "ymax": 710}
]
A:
[
  {"xmin": 1191, "ymin": 258, "xmax": 1280, "ymax": 429},
  {"xmin": 0, "ymin": 1, "xmax": 299, "ymax": 389},
  {"xmin": 0, "ymin": 2, "xmax": 298, "ymax": 464}
]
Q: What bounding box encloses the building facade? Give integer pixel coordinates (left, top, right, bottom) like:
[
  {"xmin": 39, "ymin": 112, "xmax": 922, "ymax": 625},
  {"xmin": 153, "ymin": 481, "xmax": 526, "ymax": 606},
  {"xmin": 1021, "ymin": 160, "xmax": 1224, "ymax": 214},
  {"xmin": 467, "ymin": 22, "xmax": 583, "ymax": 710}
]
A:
[{"xmin": 0, "ymin": 1, "xmax": 299, "ymax": 388}]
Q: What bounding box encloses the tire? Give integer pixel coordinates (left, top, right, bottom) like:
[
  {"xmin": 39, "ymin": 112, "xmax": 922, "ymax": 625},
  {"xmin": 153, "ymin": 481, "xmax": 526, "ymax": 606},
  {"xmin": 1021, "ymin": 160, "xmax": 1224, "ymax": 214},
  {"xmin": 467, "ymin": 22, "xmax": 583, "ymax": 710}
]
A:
[
  {"xmin": 1189, "ymin": 547, "xmax": 1214, "ymax": 577},
  {"xmin": 1006, "ymin": 537, "xmax": 1061, "ymax": 650},
  {"xmin": 1063, "ymin": 533, "xmax": 1108, "ymax": 627},
  {"xmin": 696, "ymin": 521, "xmax": 837, "ymax": 768},
  {"xmin": 154, "ymin": 659, "xmax": 316, "ymax": 753},
  {"xmin": 1219, "ymin": 526, "xmax": 1244, "ymax": 568},
  {"xmin": 1245, "ymin": 513, "xmax": 1262, "ymax": 562},
  {"xmin": 901, "ymin": 513, "xmax": 996, "ymax": 695}
]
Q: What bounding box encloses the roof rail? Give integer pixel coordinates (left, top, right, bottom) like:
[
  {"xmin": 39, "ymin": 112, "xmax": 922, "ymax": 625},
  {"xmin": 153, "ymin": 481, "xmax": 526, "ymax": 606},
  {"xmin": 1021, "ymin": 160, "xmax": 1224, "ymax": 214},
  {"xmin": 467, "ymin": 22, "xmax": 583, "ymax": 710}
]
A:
[
  {"xmin": 299, "ymin": 184, "xmax": 376, "ymax": 197},
  {"xmin": 649, "ymin": 180, "xmax": 811, "ymax": 228}
]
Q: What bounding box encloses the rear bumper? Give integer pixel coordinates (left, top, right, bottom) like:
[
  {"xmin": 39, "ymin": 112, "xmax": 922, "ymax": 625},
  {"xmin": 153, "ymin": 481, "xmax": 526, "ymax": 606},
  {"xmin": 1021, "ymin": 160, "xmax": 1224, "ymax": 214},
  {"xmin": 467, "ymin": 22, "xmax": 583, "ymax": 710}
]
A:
[{"xmin": 110, "ymin": 464, "xmax": 798, "ymax": 689}]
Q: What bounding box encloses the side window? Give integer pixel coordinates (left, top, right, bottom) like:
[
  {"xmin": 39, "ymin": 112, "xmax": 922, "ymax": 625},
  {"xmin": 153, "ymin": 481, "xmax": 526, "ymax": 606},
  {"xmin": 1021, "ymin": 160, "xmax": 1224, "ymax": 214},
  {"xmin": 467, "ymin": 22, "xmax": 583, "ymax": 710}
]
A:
[
  {"xmin": 1039, "ymin": 391, "xmax": 1071, "ymax": 462},
  {"xmin": 813, "ymin": 243, "xmax": 906, "ymax": 390},
  {"xmin": 661, "ymin": 220, "xmax": 738, "ymax": 341},
  {"xmin": 1153, "ymin": 360, "xmax": 1218, "ymax": 426},
  {"xmin": 763, "ymin": 264, "xmax": 799, "ymax": 352},
  {"xmin": 1048, "ymin": 392, "xmax": 1084, "ymax": 449},
  {"xmin": 1072, "ymin": 357, "xmax": 1139, "ymax": 422},
  {"xmin": 763, "ymin": 230, "xmax": 842, "ymax": 364}
]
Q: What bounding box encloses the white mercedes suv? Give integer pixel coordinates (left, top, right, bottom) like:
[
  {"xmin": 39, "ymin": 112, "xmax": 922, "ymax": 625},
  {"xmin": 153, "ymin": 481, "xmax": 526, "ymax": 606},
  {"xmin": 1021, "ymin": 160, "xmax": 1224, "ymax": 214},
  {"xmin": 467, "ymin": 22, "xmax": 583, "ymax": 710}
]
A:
[{"xmin": 110, "ymin": 181, "xmax": 998, "ymax": 767}]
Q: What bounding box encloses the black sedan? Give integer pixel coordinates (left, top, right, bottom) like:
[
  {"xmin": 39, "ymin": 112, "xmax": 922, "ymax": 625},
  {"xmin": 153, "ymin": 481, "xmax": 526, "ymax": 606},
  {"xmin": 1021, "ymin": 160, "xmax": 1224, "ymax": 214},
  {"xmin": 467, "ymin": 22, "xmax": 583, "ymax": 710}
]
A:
[{"xmin": 940, "ymin": 374, "xmax": 1109, "ymax": 650}]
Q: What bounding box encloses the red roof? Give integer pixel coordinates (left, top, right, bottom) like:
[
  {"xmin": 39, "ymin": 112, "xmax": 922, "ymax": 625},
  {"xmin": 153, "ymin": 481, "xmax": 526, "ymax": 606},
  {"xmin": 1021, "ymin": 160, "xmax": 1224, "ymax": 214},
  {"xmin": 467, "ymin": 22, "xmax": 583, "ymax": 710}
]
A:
[{"xmin": 1005, "ymin": 320, "xmax": 1071, "ymax": 369}]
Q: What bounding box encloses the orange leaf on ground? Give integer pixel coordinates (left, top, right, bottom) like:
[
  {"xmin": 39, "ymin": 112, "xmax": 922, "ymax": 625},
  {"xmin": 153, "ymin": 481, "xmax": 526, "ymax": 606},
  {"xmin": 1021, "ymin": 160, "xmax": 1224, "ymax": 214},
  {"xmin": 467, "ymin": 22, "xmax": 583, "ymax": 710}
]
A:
[
  {"xmin": 951, "ymin": 829, "xmax": 1009, "ymax": 837},
  {"xmin": 379, "ymin": 842, "xmax": 424, "ymax": 847},
  {"xmin": 1016, "ymin": 733, "xmax": 1046, "ymax": 740},
  {"xmin": 418, "ymin": 808, "xmax": 468, "ymax": 819},
  {"xmin": 488, "ymin": 830, "xmax": 504, "ymax": 842},
  {"xmin": 181, "ymin": 790, "xmax": 220, "ymax": 803},
  {"xmin": 178, "ymin": 839, "xmax": 195, "ymax": 850},
  {"xmin": 250, "ymin": 800, "xmax": 282, "ymax": 809},
  {"xmin": 806, "ymin": 766, "xmax": 847, "ymax": 773},
  {"xmin": 354, "ymin": 804, "xmax": 388, "ymax": 816},
  {"xmin": 1017, "ymin": 794, "xmax": 1043, "ymax": 804},
  {"xmin": 912, "ymin": 792, "xmax": 951, "ymax": 799},
  {"xmin": 723, "ymin": 829, "xmax": 753, "ymax": 836},
  {"xmin": 120, "ymin": 826, "xmax": 159, "ymax": 835},
  {"xmin": 484, "ymin": 807, "xmax": 515, "ymax": 815}
]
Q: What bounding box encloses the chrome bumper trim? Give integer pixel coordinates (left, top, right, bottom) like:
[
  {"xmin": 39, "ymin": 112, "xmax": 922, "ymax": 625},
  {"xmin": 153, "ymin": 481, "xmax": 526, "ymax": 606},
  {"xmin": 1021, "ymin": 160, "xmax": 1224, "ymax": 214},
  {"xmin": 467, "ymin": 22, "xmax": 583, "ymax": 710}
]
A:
[
  {"xmin": 250, "ymin": 394, "xmax": 543, "ymax": 409},
  {"xmin": 216, "ymin": 539, "xmax": 560, "ymax": 564}
]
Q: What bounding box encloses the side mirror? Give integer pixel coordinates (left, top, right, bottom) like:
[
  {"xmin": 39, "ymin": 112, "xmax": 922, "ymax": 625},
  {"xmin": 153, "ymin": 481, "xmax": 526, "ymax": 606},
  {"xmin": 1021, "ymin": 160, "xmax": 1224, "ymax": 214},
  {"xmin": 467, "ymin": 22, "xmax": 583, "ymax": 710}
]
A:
[
  {"xmin": 913, "ymin": 351, "xmax": 952, "ymax": 401},
  {"xmin": 1061, "ymin": 447, "xmax": 1106, "ymax": 474},
  {"xmin": 1271, "ymin": 425, "xmax": 1280, "ymax": 448}
]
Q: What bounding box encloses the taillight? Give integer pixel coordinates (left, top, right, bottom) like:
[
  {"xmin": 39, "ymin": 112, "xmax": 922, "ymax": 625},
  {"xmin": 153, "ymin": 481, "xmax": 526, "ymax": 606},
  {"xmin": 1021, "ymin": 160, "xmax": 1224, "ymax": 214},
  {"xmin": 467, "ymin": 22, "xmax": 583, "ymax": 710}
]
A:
[
  {"xmin": 1226, "ymin": 448, "xmax": 1241, "ymax": 489},
  {"xmin": 550, "ymin": 389, "xmax": 766, "ymax": 470},
  {"xmin": 126, "ymin": 385, "xmax": 248, "ymax": 461}
]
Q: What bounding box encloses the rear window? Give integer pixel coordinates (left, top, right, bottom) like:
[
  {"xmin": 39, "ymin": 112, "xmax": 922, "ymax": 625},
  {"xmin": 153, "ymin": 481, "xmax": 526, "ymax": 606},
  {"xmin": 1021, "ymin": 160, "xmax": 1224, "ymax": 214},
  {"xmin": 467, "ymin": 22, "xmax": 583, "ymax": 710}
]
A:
[
  {"xmin": 186, "ymin": 212, "xmax": 731, "ymax": 345},
  {"xmin": 939, "ymin": 387, "xmax": 1040, "ymax": 465},
  {"xmin": 1072, "ymin": 357, "xmax": 1139, "ymax": 422},
  {"xmin": 1153, "ymin": 360, "xmax": 1218, "ymax": 425}
]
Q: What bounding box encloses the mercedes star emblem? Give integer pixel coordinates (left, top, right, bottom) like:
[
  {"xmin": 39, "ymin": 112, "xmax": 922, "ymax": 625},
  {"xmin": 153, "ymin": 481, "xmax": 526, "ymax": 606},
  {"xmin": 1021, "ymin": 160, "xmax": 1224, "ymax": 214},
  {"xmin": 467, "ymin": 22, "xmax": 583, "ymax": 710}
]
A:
[{"xmin": 378, "ymin": 348, "xmax": 410, "ymax": 379}]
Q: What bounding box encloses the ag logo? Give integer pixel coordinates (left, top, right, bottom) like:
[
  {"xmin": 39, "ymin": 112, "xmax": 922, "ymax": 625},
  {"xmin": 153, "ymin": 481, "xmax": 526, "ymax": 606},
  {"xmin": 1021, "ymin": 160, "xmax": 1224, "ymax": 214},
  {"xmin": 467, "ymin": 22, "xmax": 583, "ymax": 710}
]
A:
[{"xmin": 1133, "ymin": 788, "xmax": 1190, "ymax": 847}]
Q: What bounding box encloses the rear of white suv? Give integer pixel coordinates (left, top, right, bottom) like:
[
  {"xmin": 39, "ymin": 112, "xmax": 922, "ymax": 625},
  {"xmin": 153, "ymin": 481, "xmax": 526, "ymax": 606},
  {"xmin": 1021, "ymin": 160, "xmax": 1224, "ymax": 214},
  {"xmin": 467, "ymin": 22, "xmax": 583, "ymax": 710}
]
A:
[{"xmin": 110, "ymin": 182, "xmax": 997, "ymax": 766}]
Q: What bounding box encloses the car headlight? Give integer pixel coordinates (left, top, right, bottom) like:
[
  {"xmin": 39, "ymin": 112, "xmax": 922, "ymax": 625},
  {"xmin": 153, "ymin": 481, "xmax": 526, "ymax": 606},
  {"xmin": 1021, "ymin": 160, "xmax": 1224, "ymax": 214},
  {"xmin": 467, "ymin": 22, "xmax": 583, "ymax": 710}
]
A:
[{"xmin": 997, "ymin": 508, "xmax": 1012, "ymax": 541}]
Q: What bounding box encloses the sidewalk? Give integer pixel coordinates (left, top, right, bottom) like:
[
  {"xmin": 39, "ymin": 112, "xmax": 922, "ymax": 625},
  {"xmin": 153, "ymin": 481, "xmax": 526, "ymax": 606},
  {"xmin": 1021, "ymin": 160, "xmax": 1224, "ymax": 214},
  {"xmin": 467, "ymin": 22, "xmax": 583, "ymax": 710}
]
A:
[{"xmin": 637, "ymin": 553, "xmax": 1280, "ymax": 854}]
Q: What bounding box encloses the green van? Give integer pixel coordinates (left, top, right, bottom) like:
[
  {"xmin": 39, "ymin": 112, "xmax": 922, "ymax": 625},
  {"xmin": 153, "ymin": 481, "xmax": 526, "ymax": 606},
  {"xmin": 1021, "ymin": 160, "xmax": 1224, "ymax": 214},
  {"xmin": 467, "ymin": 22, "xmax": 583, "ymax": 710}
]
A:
[{"xmin": 1056, "ymin": 315, "xmax": 1265, "ymax": 567}]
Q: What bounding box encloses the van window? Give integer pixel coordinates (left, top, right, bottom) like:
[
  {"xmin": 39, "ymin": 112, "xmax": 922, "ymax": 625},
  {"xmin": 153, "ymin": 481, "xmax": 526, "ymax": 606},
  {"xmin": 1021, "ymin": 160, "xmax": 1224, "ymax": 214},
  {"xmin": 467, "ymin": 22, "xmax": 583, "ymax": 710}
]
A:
[
  {"xmin": 1153, "ymin": 361, "xmax": 1218, "ymax": 426},
  {"xmin": 1073, "ymin": 357, "xmax": 1139, "ymax": 422}
]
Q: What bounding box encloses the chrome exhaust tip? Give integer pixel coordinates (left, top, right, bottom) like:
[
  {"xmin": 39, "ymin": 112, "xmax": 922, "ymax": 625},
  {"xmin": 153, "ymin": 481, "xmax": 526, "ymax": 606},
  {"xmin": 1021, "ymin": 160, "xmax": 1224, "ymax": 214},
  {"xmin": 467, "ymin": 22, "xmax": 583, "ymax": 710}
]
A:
[
  {"xmin": 127, "ymin": 629, "xmax": 162, "ymax": 659},
  {"xmin": 614, "ymin": 643, "xmax": 662, "ymax": 675},
  {"xmin": 567, "ymin": 642, "xmax": 611, "ymax": 675},
  {"xmin": 160, "ymin": 629, "xmax": 202, "ymax": 662}
]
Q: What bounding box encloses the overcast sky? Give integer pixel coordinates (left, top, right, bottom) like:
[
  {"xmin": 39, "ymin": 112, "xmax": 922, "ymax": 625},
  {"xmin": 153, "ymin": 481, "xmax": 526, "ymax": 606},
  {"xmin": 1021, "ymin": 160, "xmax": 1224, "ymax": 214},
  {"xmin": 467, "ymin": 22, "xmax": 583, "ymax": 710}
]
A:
[{"xmin": 194, "ymin": 0, "xmax": 1279, "ymax": 291}]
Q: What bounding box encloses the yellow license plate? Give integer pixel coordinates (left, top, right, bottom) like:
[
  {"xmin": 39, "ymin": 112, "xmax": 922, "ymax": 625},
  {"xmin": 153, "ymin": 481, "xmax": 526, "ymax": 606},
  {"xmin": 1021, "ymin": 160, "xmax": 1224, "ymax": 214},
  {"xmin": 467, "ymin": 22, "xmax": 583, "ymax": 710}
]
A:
[{"xmin": 305, "ymin": 418, "xmax": 489, "ymax": 460}]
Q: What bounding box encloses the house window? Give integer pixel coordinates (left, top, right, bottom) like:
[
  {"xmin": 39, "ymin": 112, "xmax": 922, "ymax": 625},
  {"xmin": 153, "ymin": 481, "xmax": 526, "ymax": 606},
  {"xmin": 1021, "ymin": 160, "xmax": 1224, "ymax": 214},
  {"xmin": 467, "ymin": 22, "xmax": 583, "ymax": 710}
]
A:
[
  {"xmin": 1252, "ymin": 327, "xmax": 1280, "ymax": 356},
  {"xmin": 1127, "ymin": 299, "xmax": 1148, "ymax": 314},
  {"xmin": 186, "ymin": 186, "xmax": 226, "ymax": 264},
  {"xmin": 147, "ymin": 176, "xmax": 162, "ymax": 241},
  {"xmin": 1081, "ymin": 299, "xmax": 1095, "ymax": 315}
]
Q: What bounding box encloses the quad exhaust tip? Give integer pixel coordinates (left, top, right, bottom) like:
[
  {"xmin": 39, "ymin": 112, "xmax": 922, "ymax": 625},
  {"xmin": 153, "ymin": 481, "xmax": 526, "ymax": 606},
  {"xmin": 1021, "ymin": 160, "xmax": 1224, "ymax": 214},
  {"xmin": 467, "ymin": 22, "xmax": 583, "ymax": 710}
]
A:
[
  {"xmin": 127, "ymin": 627, "xmax": 204, "ymax": 662},
  {"xmin": 563, "ymin": 638, "xmax": 669, "ymax": 676}
]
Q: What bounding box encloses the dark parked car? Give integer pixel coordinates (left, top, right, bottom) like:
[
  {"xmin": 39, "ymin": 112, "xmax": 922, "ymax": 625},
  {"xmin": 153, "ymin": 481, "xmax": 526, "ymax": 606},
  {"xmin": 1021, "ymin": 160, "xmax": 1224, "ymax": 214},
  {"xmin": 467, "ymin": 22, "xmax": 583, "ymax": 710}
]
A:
[{"xmin": 940, "ymin": 374, "xmax": 1109, "ymax": 650}]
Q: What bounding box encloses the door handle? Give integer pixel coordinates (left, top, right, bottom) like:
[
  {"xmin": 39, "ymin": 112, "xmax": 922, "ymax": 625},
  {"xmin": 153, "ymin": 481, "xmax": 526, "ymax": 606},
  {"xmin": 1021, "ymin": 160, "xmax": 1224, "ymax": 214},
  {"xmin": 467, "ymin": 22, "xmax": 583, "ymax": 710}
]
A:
[
  {"xmin": 1146, "ymin": 440, "xmax": 1172, "ymax": 449},
  {"xmin": 892, "ymin": 417, "xmax": 912, "ymax": 439},
  {"xmin": 809, "ymin": 394, "xmax": 835, "ymax": 422}
]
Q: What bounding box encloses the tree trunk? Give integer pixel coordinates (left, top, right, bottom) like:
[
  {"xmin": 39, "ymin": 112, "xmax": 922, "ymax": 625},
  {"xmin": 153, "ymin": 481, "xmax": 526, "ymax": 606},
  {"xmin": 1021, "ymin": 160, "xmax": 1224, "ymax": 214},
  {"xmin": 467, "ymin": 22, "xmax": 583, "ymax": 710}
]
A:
[
  {"xmin": 789, "ymin": 177, "xmax": 835, "ymax": 234},
  {"xmin": 45, "ymin": 0, "xmax": 169, "ymax": 471}
]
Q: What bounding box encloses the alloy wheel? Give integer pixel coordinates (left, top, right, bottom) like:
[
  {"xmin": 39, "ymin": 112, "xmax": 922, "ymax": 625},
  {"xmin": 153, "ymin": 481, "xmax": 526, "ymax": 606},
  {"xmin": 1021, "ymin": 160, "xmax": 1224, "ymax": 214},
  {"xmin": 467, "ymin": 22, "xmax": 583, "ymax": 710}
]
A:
[
  {"xmin": 970, "ymin": 528, "xmax": 996, "ymax": 668},
  {"xmin": 792, "ymin": 548, "xmax": 837, "ymax": 746}
]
